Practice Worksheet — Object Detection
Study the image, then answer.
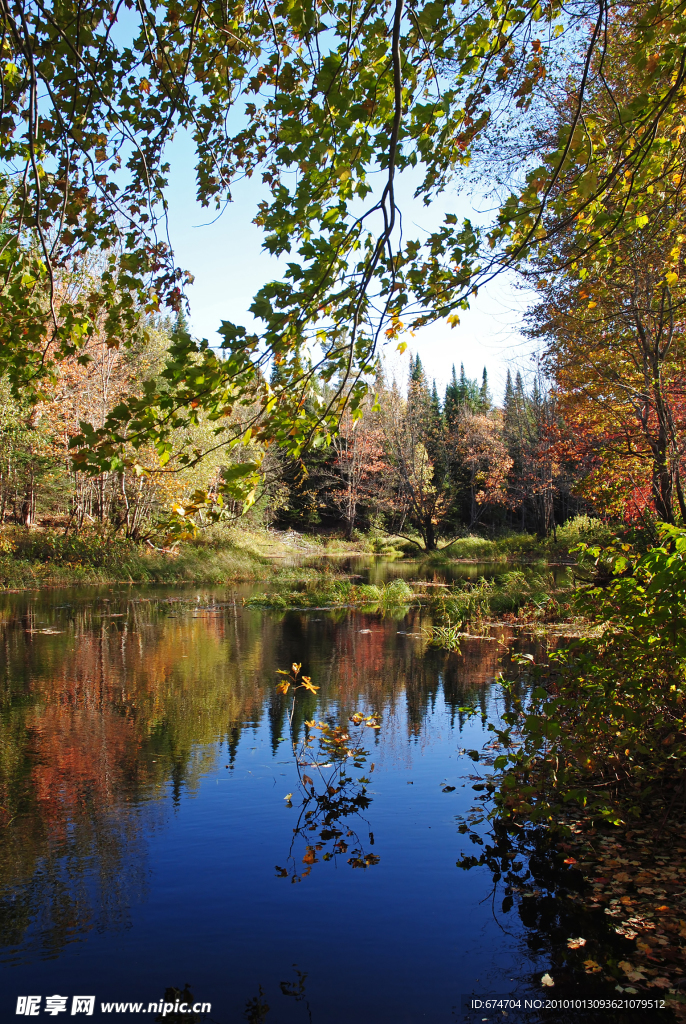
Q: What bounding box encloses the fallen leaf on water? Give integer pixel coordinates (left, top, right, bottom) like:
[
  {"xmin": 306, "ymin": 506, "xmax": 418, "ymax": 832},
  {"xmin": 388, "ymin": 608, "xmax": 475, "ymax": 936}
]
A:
[
  {"xmin": 564, "ymin": 857, "xmax": 577, "ymax": 864},
  {"xmin": 618, "ymin": 961, "xmax": 645, "ymax": 982},
  {"xmin": 284, "ymin": 793, "xmax": 292, "ymax": 801},
  {"xmin": 567, "ymin": 937, "xmax": 587, "ymax": 949},
  {"xmin": 653, "ymin": 978, "xmax": 671, "ymax": 989},
  {"xmin": 583, "ymin": 960, "xmax": 602, "ymax": 974},
  {"xmin": 540, "ymin": 973, "xmax": 554, "ymax": 987}
]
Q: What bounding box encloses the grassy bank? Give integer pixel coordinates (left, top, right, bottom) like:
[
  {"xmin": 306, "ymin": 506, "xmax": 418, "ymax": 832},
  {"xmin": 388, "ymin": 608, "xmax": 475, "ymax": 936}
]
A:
[
  {"xmin": 0, "ymin": 517, "xmax": 604, "ymax": 594},
  {"xmin": 0, "ymin": 530, "xmax": 272, "ymax": 589},
  {"xmin": 422, "ymin": 515, "xmax": 614, "ymax": 564},
  {"xmin": 0, "ymin": 525, "xmax": 402, "ymax": 591}
]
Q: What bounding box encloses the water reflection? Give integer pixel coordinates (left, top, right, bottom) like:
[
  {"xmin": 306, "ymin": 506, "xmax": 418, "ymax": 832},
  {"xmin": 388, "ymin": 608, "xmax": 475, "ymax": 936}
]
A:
[{"xmin": 0, "ymin": 581, "xmax": 553, "ymax": 1021}]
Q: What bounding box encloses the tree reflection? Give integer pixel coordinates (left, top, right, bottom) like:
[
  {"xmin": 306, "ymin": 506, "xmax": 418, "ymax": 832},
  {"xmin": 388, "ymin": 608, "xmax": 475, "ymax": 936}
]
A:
[
  {"xmin": 0, "ymin": 585, "xmax": 527, "ymax": 961},
  {"xmin": 243, "ymin": 966, "xmax": 313, "ymax": 1024},
  {"xmin": 275, "ymin": 665, "xmax": 381, "ymax": 881}
]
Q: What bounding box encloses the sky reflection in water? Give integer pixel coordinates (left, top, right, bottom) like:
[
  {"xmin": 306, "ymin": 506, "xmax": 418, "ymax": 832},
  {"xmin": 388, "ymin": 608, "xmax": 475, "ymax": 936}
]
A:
[{"xmin": 0, "ymin": 577, "xmax": 550, "ymax": 1022}]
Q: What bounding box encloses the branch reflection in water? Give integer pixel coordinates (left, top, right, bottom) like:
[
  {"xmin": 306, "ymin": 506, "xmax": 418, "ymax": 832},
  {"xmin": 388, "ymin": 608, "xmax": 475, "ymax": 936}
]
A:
[{"xmin": 274, "ymin": 664, "xmax": 381, "ymax": 881}]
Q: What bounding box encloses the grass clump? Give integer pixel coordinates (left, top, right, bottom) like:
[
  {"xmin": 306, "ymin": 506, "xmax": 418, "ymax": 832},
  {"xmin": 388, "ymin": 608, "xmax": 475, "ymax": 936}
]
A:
[
  {"xmin": 246, "ymin": 572, "xmax": 414, "ymax": 609},
  {"xmin": 421, "ymin": 568, "xmax": 575, "ymax": 638}
]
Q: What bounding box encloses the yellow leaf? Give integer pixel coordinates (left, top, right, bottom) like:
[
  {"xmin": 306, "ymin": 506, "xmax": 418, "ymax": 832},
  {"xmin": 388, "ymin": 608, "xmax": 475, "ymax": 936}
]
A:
[{"xmin": 665, "ymin": 271, "xmax": 678, "ymax": 287}]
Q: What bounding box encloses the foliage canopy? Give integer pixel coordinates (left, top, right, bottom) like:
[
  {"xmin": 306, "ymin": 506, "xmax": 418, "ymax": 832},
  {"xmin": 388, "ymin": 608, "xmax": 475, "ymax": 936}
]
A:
[{"xmin": 3, "ymin": 0, "xmax": 686, "ymax": 498}]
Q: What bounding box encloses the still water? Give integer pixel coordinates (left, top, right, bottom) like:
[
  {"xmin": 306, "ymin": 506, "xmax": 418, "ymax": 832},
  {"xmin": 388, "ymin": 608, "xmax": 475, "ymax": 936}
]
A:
[{"xmin": 0, "ymin": 568, "xmax": 560, "ymax": 1023}]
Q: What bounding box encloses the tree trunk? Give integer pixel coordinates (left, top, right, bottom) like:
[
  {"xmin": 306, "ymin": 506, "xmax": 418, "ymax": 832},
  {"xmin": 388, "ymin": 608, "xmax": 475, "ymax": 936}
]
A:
[{"xmin": 424, "ymin": 517, "xmax": 436, "ymax": 551}]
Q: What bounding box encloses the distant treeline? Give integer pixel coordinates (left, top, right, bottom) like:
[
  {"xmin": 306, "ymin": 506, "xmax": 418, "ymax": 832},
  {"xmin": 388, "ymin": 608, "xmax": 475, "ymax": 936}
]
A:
[{"xmin": 272, "ymin": 356, "xmax": 588, "ymax": 548}]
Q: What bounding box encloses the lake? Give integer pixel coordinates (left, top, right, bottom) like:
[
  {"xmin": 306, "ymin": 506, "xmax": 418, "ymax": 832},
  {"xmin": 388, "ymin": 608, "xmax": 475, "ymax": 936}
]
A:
[{"xmin": 0, "ymin": 566, "xmax": 652, "ymax": 1023}]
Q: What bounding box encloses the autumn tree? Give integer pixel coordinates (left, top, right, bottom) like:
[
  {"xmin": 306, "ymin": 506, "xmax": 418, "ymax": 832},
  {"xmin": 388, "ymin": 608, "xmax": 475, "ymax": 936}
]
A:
[
  {"xmin": 329, "ymin": 400, "xmax": 388, "ymax": 539},
  {"xmin": 450, "ymin": 411, "xmax": 512, "ymax": 527}
]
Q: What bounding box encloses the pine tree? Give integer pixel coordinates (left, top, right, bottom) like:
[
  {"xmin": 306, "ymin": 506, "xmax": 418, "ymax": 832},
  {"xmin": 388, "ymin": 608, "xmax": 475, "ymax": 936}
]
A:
[
  {"xmin": 171, "ymin": 308, "xmax": 190, "ymax": 337},
  {"xmin": 444, "ymin": 364, "xmax": 460, "ymax": 425},
  {"xmin": 479, "ymin": 367, "xmax": 491, "ymax": 412},
  {"xmin": 409, "ymin": 353, "xmax": 428, "ymax": 390},
  {"xmin": 430, "ymin": 380, "xmax": 441, "ymax": 420},
  {"xmin": 458, "ymin": 362, "xmax": 468, "ymax": 403},
  {"xmin": 504, "ymin": 369, "xmax": 514, "ymax": 416}
]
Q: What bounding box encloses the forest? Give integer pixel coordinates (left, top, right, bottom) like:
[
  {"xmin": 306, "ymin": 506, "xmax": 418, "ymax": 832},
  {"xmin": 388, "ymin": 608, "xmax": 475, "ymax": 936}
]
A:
[
  {"xmin": 0, "ymin": 0, "xmax": 684, "ymax": 555},
  {"xmin": 1, "ymin": 323, "xmax": 590, "ymax": 548}
]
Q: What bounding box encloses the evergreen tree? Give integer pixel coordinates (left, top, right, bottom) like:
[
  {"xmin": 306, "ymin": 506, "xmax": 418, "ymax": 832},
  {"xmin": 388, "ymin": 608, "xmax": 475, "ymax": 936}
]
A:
[
  {"xmin": 430, "ymin": 380, "xmax": 442, "ymax": 421},
  {"xmin": 479, "ymin": 367, "xmax": 491, "ymax": 412},
  {"xmin": 409, "ymin": 353, "xmax": 429, "ymax": 391},
  {"xmin": 504, "ymin": 369, "xmax": 515, "ymax": 419},
  {"xmin": 444, "ymin": 364, "xmax": 460, "ymax": 426},
  {"xmin": 458, "ymin": 362, "xmax": 468, "ymax": 403},
  {"xmin": 171, "ymin": 308, "xmax": 190, "ymax": 337}
]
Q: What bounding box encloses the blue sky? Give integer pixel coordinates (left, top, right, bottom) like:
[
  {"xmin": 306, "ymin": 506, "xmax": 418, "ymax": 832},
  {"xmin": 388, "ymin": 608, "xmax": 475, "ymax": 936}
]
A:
[{"xmin": 164, "ymin": 132, "xmax": 536, "ymax": 404}]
